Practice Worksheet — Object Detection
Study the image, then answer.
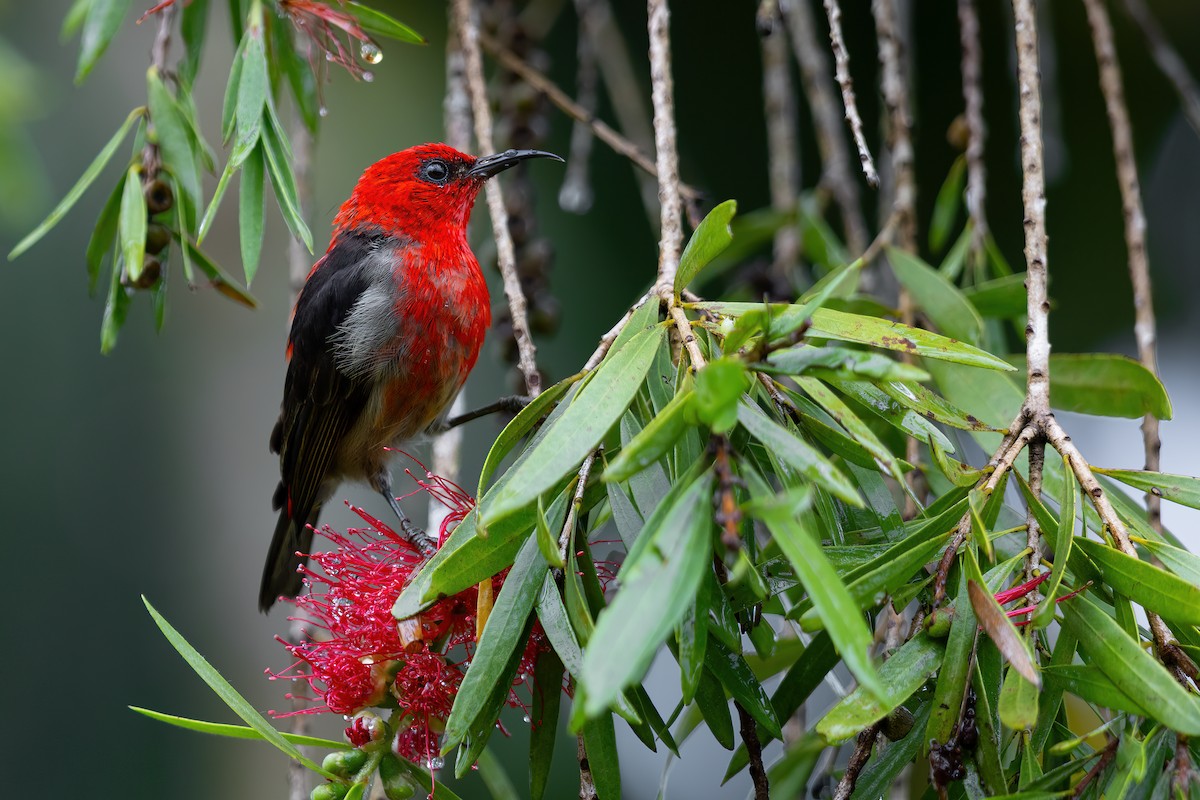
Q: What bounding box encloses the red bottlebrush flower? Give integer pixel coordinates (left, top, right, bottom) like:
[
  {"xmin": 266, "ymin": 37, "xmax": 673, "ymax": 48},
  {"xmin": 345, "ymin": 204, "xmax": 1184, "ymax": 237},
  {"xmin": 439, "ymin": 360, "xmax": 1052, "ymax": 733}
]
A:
[
  {"xmin": 990, "ymin": 572, "xmax": 1089, "ymax": 627},
  {"xmin": 278, "ymin": 0, "xmax": 382, "ymax": 81},
  {"xmin": 270, "ymin": 465, "xmax": 550, "ymax": 768}
]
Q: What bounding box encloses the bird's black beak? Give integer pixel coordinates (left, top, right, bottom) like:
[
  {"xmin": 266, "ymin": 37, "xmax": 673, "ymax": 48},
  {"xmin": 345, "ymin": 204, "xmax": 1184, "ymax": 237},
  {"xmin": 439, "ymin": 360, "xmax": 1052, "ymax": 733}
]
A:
[{"xmin": 467, "ymin": 149, "xmax": 564, "ymax": 179}]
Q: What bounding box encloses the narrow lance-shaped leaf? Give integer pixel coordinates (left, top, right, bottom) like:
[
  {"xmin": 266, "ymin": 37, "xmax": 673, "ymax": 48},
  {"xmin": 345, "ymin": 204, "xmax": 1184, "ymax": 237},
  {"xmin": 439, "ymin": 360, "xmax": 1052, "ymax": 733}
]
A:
[
  {"xmin": 76, "ymin": 0, "xmax": 132, "ymax": 83},
  {"xmin": 1073, "ymin": 537, "xmax": 1200, "ymax": 626},
  {"xmin": 261, "ymin": 102, "xmax": 313, "ymax": 252},
  {"xmin": 1033, "ymin": 458, "xmax": 1077, "ymax": 628},
  {"xmin": 929, "ymin": 154, "xmax": 965, "ymax": 252},
  {"xmin": 926, "ymin": 571, "xmax": 979, "ymax": 747},
  {"xmin": 146, "ymin": 67, "xmax": 202, "ymax": 225},
  {"xmin": 119, "ymin": 164, "xmax": 147, "ymax": 283},
  {"xmin": 738, "ymin": 400, "xmax": 861, "ymax": 505},
  {"xmin": 887, "ymin": 245, "xmax": 984, "ymax": 345},
  {"xmin": 238, "ymin": 142, "xmax": 265, "ymax": 284},
  {"xmin": 140, "ymin": 597, "xmax": 334, "ymax": 776},
  {"xmin": 1005, "ymin": 354, "xmax": 1172, "ymax": 420},
  {"xmin": 345, "ymin": 2, "xmax": 426, "ymax": 43},
  {"xmin": 604, "ymin": 386, "xmax": 695, "ymax": 483},
  {"xmin": 235, "ymin": 20, "xmax": 268, "ymax": 147},
  {"xmin": 128, "ymin": 707, "xmax": 352, "ymax": 750},
  {"xmin": 85, "ymin": 175, "xmax": 126, "ymax": 293},
  {"xmin": 9, "ymin": 107, "xmax": 144, "ymax": 260},
  {"xmin": 582, "ymin": 712, "xmax": 621, "ymax": 800},
  {"xmin": 674, "ymin": 199, "xmax": 736, "ymax": 298},
  {"xmin": 485, "ymin": 326, "xmax": 663, "ymax": 525},
  {"xmin": 580, "ymin": 472, "xmax": 714, "ymax": 716},
  {"xmin": 1061, "ymin": 594, "xmax": 1200, "ymax": 735},
  {"xmin": 1092, "ymin": 467, "xmax": 1200, "ymax": 510},
  {"xmin": 806, "ymin": 307, "xmax": 1012, "ymax": 370},
  {"xmin": 965, "ymin": 550, "xmax": 1039, "ymax": 687},
  {"xmin": 746, "ymin": 474, "xmax": 885, "ymax": 703}
]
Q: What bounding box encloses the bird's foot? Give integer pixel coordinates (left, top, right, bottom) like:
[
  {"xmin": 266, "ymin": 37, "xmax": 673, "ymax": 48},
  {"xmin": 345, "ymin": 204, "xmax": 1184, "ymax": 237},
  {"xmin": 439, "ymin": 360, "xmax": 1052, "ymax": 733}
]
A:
[{"xmin": 436, "ymin": 394, "xmax": 536, "ymax": 432}]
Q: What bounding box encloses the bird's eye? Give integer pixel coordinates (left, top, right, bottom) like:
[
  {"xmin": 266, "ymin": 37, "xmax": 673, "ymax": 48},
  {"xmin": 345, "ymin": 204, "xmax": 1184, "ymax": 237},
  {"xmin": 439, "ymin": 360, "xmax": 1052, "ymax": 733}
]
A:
[{"xmin": 421, "ymin": 159, "xmax": 450, "ymax": 185}]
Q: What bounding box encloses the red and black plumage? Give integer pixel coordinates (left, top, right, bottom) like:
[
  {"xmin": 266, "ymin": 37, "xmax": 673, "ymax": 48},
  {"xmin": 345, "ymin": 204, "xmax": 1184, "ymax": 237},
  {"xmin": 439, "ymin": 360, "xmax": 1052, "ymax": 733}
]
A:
[{"xmin": 260, "ymin": 143, "xmax": 561, "ymax": 611}]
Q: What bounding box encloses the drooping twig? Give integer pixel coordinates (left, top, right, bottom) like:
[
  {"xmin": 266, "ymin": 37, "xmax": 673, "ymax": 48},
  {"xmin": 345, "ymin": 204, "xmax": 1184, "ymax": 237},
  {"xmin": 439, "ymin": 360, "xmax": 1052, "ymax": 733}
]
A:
[
  {"xmin": 478, "ymin": 32, "xmax": 703, "ymax": 208},
  {"xmin": 1082, "ymin": 0, "xmax": 1162, "ymax": 531},
  {"xmin": 736, "ymin": 702, "xmax": 770, "ymax": 800},
  {"xmin": 557, "ymin": 449, "xmax": 599, "ymax": 562},
  {"xmin": 453, "ymin": 0, "xmax": 541, "ymax": 397},
  {"xmin": 779, "ymin": 0, "xmax": 868, "ymax": 254},
  {"xmin": 1121, "ymin": 0, "xmax": 1200, "ymax": 139},
  {"xmin": 578, "ymin": 0, "xmax": 662, "ymax": 227},
  {"xmin": 872, "ymin": 0, "xmax": 916, "ymax": 252},
  {"xmin": 833, "ymin": 723, "xmax": 881, "ymax": 800},
  {"xmin": 821, "ymin": 0, "xmax": 879, "ymax": 188},
  {"xmin": 559, "ymin": 0, "xmax": 600, "ymax": 214},
  {"xmin": 1071, "ymin": 737, "xmax": 1119, "ymax": 799},
  {"xmin": 647, "ymin": 0, "xmax": 685, "ymax": 303},
  {"xmin": 757, "ymin": 0, "xmax": 801, "ymax": 279},
  {"xmin": 957, "ymin": 0, "xmax": 988, "ymax": 260}
]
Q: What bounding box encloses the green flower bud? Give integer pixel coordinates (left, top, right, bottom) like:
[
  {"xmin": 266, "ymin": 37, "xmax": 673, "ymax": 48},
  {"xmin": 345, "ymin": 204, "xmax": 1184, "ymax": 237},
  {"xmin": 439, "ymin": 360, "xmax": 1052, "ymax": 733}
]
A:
[
  {"xmin": 378, "ymin": 755, "xmax": 417, "ymax": 800},
  {"xmin": 321, "ymin": 748, "xmax": 369, "ymax": 778},
  {"xmin": 310, "ymin": 782, "xmax": 350, "ymax": 800}
]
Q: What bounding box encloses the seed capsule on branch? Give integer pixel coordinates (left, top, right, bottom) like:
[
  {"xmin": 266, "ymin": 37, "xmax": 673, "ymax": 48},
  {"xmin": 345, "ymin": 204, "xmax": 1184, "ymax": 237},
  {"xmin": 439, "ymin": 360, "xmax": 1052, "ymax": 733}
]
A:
[
  {"xmin": 143, "ymin": 178, "xmax": 173, "ymax": 214},
  {"xmin": 144, "ymin": 222, "xmax": 171, "ymax": 254}
]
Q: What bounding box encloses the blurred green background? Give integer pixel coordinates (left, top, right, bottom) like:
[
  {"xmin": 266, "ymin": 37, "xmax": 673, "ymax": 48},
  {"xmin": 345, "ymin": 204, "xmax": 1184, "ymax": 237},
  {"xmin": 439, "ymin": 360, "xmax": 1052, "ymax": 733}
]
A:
[{"xmin": 2, "ymin": 1, "xmax": 1199, "ymax": 797}]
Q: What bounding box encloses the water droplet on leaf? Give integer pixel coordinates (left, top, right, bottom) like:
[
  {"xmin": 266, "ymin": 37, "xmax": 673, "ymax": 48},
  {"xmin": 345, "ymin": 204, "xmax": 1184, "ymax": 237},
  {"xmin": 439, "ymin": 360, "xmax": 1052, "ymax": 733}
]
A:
[{"xmin": 361, "ymin": 43, "xmax": 382, "ymax": 64}]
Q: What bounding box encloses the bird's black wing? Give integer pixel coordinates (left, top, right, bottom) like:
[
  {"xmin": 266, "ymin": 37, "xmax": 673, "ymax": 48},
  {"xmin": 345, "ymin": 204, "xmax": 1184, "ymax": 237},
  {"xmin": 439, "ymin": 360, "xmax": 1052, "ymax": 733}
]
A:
[{"xmin": 260, "ymin": 230, "xmax": 382, "ymax": 610}]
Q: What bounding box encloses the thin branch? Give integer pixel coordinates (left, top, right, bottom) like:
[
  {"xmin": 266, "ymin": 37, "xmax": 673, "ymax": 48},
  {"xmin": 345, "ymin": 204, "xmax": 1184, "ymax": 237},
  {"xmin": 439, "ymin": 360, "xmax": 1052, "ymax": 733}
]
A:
[
  {"xmin": 648, "ymin": 0, "xmax": 685, "ymax": 300},
  {"xmin": 1082, "ymin": 0, "xmax": 1162, "ymax": 530},
  {"xmin": 577, "ymin": 734, "xmax": 598, "ymax": 800},
  {"xmin": 833, "ymin": 724, "xmax": 880, "ymax": 800},
  {"xmin": 872, "ymin": 0, "xmax": 916, "ymax": 251},
  {"xmin": 736, "ymin": 701, "xmax": 770, "ymax": 800},
  {"xmin": 821, "ymin": 0, "xmax": 879, "ymax": 188},
  {"xmin": 1072, "ymin": 737, "xmax": 1119, "ymax": 799},
  {"xmin": 957, "ymin": 0, "xmax": 988, "ymax": 259},
  {"xmin": 758, "ymin": 0, "xmax": 801, "ymax": 279},
  {"xmin": 557, "ymin": 450, "xmax": 599, "ymax": 563},
  {"xmin": 454, "ymin": 0, "xmax": 542, "ymax": 397},
  {"xmin": 670, "ymin": 304, "xmax": 706, "ymax": 369},
  {"xmin": 780, "ymin": 0, "xmax": 868, "ymax": 254},
  {"xmin": 478, "ymin": 32, "xmax": 703, "ymax": 206},
  {"xmin": 1121, "ymin": 0, "xmax": 1200, "ymax": 140},
  {"xmin": 559, "ymin": 0, "xmax": 600, "ymax": 214},
  {"xmin": 577, "ymin": 0, "xmax": 663, "ymax": 228},
  {"xmin": 1024, "ymin": 438, "xmax": 1046, "ymax": 585}
]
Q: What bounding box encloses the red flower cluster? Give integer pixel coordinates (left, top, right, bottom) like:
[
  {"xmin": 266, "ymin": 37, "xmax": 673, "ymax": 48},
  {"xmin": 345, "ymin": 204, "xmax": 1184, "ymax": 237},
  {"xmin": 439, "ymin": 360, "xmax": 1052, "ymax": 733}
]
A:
[
  {"xmin": 278, "ymin": 0, "xmax": 384, "ymax": 81},
  {"xmin": 269, "ymin": 470, "xmax": 545, "ymax": 767}
]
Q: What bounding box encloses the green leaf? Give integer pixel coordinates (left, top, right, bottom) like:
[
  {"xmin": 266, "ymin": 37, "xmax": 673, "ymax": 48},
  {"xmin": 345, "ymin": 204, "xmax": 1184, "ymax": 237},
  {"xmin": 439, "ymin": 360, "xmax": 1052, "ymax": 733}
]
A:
[
  {"xmin": 677, "ymin": 572, "xmax": 709, "ymax": 705},
  {"xmin": 444, "ymin": 535, "xmax": 547, "ymax": 749},
  {"xmin": 179, "ymin": 0, "xmax": 209, "ymax": 83},
  {"xmin": 147, "ymin": 68, "xmax": 202, "ymax": 220},
  {"xmin": 345, "ymin": 2, "xmax": 426, "ymax": 43},
  {"xmin": 63, "ymin": 0, "xmax": 91, "ymax": 39},
  {"xmin": 239, "ymin": 142, "xmax": 265, "ymax": 283},
  {"xmin": 1093, "ymin": 467, "xmax": 1200, "ymax": 510},
  {"xmin": 536, "ymin": 575, "xmax": 584, "ymax": 678},
  {"xmin": 694, "ymin": 357, "xmax": 749, "ymax": 433},
  {"xmin": 763, "ymin": 345, "xmax": 929, "ymax": 382},
  {"xmin": 877, "ymin": 379, "xmax": 1003, "ymax": 432},
  {"xmin": 169, "ymin": 228, "xmax": 258, "ymax": 308},
  {"xmin": 675, "ymin": 198, "xmax": 737, "ymax": 297},
  {"xmin": 827, "ymin": 379, "xmax": 955, "ymax": 453},
  {"xmin": 221, "ymin": 35, "xmax": 246, "ymax": 144},
  {"xmin": 76, "ymin": 0, "xmax": 131, "ymax": 83},
  {"xmin": 963, "ymin": 273, "xmax": 1029, "ymax": 318},
  {"xmin": 479, "ymin": 374, "xmax": 580, "ymax": 497},
  {"xmin": 887, "ymin": 245, "xmax": 984, "ymax": 344},
  {"xmin": 816, "ymin": 631, "xmax": 945, "ymax": 742},
  {"xmin": 1005, "ymin": 354, "xmax": 1172, "ymax": 420},
  {"xmin": 926, "ymin": 571, "xmax": 979, "ymax": 747},
  {"xmin": 141, "ymin": 597, "xmax": 334, "ymax": 776},
  {"xmin": 85, "ymin": 175, "xmax": 126, "ymax": 293},
  {"xmin": 999, "ymin": 665, "xmax": 1040, "ymax": 731},
  {"xmin": 705, "ymin": 638, "xmax": 782, "ymax": 739},
  {"xmin": 930, "ymin": 439, "xmax": 987, "ymax": 487},
  {"xmin": 128, "ymin": 707, "xmax": 351, "ymax": 750},
  {"xmin": 930, "ymin": 155, "xmax": 965, "ymax": 252},
  {"xmin": 528, "ymin": 647, "xmax": 563, "ymax": 800},
  {"xmin": 604, "ymin": 387, "xmax": 694, "ymax": 483},
  {"xmin": 1138, "ymin": 539, "xmax": 1200, "ymax": 585},
  {"xmin": 1040, "ymin": 665, "xmax": 1149, "ymax": 717},
  {"xmin": 1073, "ymin": 537, "xmax": 1200, "ymax": 625},
  {"xmin": 748, "ymin": 478, "xmax": 885, "ymax": 704},
  {"xmin": 485, "ymin": 326, "xmax": 663, "ymax": 525},
  {"xmin": 580, "ymin": 472, "xmax": 714, "ymax": 716},
  {"xmin": 119, "ymin": 164, "xmax": 147, "ymax": 283},
  {"xmin": 100, "ymin": 238, "xmax": 130, "ymax": 353},
  {"xmin": 534, "ymin": 495, "xmax": 564, "ymax": 569},
  {"xmin": 1033, "ymin": 463, "xmax": 1077, "ymax": 628},
  {"xmin": 1061, "ymin": 594, "xmax": 1200, "ymax": 734},
  {"xmin": 852, "ymin": 701, "xmax": 933, "ymax": 799},
  {"xmin": 807, "ymin": 307, "xmax": 1012, "ymax": 370},
  {"xmin": 235, "ymin": 26, "xmax": 268, "ymax": 146},
  {"xmin": 738, "ymin": 400, "xmax": 861, "ymax": 505},
  {"xmin": 197, "ymin": 134, "xmax": 256, "ymax": 242},
  {"xmin": 581, "ymin": 712, "xmax": 621, "ymax": 800},
  {"xmin": 261, "ymin": 103, "xmax": 313, "ymax": 252},
  {"xmin": 10, "ymin": 107, "xmax": 143, "ymax": 260}
]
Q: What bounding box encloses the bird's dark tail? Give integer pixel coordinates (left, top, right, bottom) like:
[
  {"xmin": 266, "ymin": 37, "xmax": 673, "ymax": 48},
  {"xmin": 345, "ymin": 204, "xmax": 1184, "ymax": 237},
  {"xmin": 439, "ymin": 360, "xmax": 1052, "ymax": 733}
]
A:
[{"xmin": 259, "ymin": 498, "xmax": 320, "ymax": 612}]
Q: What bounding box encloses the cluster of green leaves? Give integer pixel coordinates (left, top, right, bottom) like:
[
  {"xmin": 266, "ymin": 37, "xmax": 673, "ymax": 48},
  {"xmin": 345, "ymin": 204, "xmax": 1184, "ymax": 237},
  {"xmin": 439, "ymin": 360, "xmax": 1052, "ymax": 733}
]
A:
[
  {"xmin": 384, "ymin": 194, "xmax": 1198, "ymax": 799},
  {"xmin": 9, "ymin": 0, "xmax": 422, "ymax": 352}
]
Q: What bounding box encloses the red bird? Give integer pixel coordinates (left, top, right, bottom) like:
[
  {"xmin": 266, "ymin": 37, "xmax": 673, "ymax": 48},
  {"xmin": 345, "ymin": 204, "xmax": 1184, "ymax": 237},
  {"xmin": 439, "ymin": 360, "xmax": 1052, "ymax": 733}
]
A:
[{"xmin": 261, "ymin": 143, "xmax": 562, "ymax": 611}]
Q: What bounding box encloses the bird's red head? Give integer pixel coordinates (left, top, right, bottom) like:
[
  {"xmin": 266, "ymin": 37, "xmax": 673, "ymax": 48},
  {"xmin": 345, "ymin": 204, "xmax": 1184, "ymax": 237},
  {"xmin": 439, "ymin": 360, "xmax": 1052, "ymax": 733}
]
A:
[{"xmin": 331, "ymin": 143, "xmax": 561, "ymax": 243}]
